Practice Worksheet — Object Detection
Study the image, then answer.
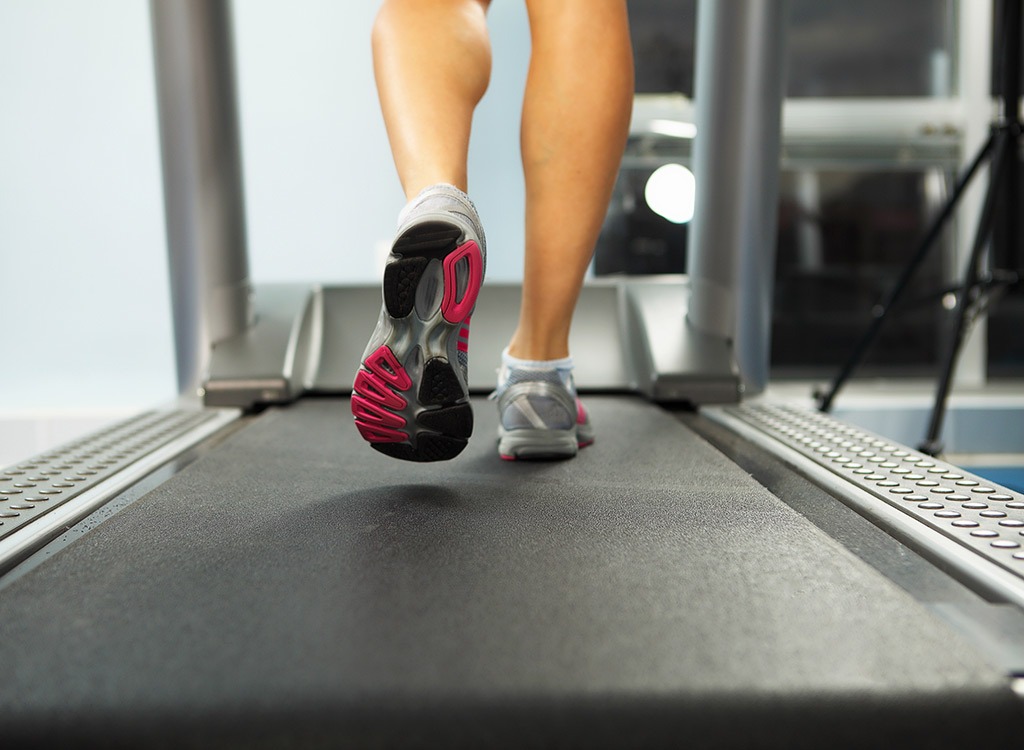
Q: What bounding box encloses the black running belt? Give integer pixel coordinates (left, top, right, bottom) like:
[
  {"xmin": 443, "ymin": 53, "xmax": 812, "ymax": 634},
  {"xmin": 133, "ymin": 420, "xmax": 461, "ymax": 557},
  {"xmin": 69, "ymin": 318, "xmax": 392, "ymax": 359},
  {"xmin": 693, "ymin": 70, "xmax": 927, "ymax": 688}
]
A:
[{"xmin": 0, "ymin": 397, "xmax": 1018, "ymax": 748}]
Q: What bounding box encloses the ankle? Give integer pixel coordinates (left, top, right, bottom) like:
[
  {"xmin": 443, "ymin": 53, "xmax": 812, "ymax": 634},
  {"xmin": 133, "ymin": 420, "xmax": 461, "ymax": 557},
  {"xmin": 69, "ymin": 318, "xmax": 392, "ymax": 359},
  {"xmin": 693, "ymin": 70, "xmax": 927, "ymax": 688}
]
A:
[
  {"xmin": 498, "ymin": 348, "xmax": 576, "ymax": 393},
  {"xmin": 506, "ymin": 337, "xmax": 571, "ymax": 362}
]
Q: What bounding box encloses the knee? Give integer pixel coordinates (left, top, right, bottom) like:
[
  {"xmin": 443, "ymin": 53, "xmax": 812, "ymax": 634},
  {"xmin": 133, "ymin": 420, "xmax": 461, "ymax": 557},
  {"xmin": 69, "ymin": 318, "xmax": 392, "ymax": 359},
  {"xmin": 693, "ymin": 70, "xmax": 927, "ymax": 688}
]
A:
[
  {"xmin": 371, "ymin": 0, "xmax": 401, "ymax": 53},
  {"xmin": 373, "ymin": 0, "xmax": 490, "ymax": 45},
  {"xmin": 372, "ymin": 0, "xmax": 493, "ymax": 62},
  {"xmin": 372, "ymin": 0, "xmax": 423, "ymax": 50}
]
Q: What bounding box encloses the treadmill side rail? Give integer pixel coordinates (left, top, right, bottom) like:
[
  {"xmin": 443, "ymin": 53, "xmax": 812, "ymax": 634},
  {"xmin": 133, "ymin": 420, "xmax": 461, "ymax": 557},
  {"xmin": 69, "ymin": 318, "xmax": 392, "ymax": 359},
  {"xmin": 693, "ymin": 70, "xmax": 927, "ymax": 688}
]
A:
[
  {"xmin": 708, "ymin": 403, "xmax": 1024, "ymax": 609},
  {"xmin": 0, "ymin": 408, "xmax": 240, "ymax": 576}
]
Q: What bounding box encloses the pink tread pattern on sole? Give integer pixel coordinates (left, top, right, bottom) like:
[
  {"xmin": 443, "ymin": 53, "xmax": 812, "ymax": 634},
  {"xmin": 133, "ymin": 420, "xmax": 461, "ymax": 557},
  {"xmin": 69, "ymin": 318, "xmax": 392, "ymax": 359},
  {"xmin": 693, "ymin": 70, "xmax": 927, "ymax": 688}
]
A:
[
  {"xmin": 352, "ymin": 345, "xmax": 413, "ymax": 444},
  {"xmin": 441, "ymin": 241, "xmax": 484, "ymax": 324}
]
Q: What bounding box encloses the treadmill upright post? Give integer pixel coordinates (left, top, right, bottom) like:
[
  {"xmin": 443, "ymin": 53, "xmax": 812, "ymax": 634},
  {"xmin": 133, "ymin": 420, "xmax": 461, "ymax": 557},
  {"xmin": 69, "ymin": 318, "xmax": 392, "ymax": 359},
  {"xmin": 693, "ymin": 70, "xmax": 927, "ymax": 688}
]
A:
[
  {"xmin": 150, "ymin": 0, "xmax": 253, "ymax": 398},
  {"xmin": 687, "ymin": 0, "xmax": 788, "ymax": 395}
]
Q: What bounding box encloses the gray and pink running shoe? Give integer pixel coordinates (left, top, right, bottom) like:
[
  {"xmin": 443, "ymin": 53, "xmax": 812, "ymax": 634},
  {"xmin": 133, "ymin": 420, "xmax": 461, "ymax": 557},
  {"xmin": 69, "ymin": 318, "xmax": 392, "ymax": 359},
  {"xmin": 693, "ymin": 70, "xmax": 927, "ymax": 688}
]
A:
[
  {"xmin": 352, "ymin": 185, "xmax": 486, "ymax": 462},
  {"xmin": 494, "ymin": 362, "xmax": 595, "ymax": 460}
]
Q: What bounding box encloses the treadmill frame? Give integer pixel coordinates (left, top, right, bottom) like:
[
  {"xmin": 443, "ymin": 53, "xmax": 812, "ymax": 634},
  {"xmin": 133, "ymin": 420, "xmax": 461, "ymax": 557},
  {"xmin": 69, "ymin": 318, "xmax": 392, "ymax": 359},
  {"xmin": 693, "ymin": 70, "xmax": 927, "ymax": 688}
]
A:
[{"xmin": 149, "ymin": 0, "xmax": 787, "ymax": 408}]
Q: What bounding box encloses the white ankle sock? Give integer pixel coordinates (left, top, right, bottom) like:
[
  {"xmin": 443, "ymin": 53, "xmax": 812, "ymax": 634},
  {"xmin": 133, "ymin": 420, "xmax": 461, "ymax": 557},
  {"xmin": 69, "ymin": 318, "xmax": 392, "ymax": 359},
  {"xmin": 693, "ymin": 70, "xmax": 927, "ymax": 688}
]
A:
[
  {"xmin": 499, "ymin": 348, "xmax": 575, "ymax": 390},
  {"xmin": 398, "ymin": 183, "xmax": 470, "ymax": 224},
  {"xmin": 501, "ymin": 348, "xmax": 573, "ymax": 372}
]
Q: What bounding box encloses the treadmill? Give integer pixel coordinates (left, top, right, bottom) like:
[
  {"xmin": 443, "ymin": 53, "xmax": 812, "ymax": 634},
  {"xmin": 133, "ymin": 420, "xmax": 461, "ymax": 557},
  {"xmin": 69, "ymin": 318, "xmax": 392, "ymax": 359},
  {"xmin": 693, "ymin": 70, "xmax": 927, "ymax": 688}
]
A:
[{"xmin": 2, "ymin": 3, "xmax": 1023, "ymax": 747}]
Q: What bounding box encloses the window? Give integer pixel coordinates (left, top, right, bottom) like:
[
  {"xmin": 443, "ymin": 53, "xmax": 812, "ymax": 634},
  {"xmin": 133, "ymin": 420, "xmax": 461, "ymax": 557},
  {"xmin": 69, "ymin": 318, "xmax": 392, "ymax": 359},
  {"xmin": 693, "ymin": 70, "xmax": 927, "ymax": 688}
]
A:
[
  {"xmin": 631, "ymin": 0, "xmax": 957, "ymax": 98},
  {"xmin": 612, "ymin": 0, "xmax": 972, "ymax": 378}
]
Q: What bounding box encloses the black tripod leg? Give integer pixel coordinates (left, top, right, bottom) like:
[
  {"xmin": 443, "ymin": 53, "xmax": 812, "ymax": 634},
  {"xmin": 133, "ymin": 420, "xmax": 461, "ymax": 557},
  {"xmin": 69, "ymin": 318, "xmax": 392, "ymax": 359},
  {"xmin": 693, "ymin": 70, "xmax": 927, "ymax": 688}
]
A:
[
  {"xmin": 999, "ymin": 0, "xmax": 1021, "ymax": 274},
  {"xmin": 920, "ymin": 131, "xmax": 1011, "ymax": 455},
  {"xmin": 816, "ymin": 132, "xmax": 997, "ymax": 412}
]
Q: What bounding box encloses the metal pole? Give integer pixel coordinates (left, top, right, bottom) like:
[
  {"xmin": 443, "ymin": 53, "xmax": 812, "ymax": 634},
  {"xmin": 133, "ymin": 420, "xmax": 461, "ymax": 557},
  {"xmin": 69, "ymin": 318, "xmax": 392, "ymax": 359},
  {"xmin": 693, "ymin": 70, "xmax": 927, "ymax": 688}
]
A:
[
  {"xmin": 150, "ymin": 0, "xmax": 253, "ymax": 397},
  {"xmin": 687, "ymin": 0, "xmax": 789, "ymax": 395}
]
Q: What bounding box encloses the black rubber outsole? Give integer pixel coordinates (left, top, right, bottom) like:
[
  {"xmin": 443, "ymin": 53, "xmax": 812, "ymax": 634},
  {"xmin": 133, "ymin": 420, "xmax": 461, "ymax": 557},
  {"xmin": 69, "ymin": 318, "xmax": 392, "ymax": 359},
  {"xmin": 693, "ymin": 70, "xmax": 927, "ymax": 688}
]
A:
[
  {"xmin": 367, "ymin": 222, "xmax": 474, "ymax": 463},
  {"xmin": 372, "ymin": 432, "xmax": 468, "ymax": 463},
  {"xmin": 372, "ymin": 358, "xmax": 473, "ymax": 462},
  {"xmin": 384, "ymin": 222, "xmax": 463, "ymax": 319}
]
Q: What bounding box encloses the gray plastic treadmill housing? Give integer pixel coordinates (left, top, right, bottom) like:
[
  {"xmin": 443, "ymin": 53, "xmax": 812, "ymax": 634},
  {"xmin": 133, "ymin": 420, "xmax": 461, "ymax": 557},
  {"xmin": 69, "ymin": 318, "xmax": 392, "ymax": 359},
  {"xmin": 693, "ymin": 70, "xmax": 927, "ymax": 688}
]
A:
[{"xmin": 203, "ymin": 279, "xmax": 740, "ymax": 409}]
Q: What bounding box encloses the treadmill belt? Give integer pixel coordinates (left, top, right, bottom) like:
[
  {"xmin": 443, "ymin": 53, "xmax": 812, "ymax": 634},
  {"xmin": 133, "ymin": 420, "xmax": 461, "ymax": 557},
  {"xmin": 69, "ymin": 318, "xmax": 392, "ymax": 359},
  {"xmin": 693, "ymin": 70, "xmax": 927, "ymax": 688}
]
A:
[{"xmin": 0, "ymin": 397, "xmax": 1018, "ymax": 747}]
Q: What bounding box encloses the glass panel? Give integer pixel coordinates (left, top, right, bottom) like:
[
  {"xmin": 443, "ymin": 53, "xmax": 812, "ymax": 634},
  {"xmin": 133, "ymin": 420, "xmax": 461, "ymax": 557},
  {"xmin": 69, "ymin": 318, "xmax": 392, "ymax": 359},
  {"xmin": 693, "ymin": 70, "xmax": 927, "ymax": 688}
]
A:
[
  {"xmin": 631, "ymin": 0, "xmax": 697, "ymax": 96},
  {"xmin": 987, "ymin": 3, "xmax": 1024, "ymax": 378},
  {"xmin": 988, "ymin": 292, "xmax": 1024, "ymax": 377},
  {"xmin": 787, "ymin": 0, "xmax": 957, "ymax": 97},
  {"xmin": 772, "ymin": 169, "xmax": 950, "ymax": 376},
  {"xmin": 630, "ymin": 0, "xmax": 957, "ymax": 98},
  {"xmin": 597, "ymin": 134, "xmax": 693, "ymax": 275},
  {"xmin": 596, "ymin": 148, "xmax": 954, "ymax": 377},
  {"xmin": 988, "ymin": 157, "xmax": 1024, "ymax": 377}
]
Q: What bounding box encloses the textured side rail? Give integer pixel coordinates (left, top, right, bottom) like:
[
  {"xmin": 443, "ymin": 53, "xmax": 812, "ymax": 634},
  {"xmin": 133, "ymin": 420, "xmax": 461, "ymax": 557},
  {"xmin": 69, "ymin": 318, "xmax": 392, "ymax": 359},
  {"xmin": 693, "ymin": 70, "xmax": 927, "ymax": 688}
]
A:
[
  {"xmin": 707, "ymin": 403, "xmax": 1024, "ymax": 608},
  {"xmin": 0, "ymin": 409, "xmax": 239, "ymax": 572}
]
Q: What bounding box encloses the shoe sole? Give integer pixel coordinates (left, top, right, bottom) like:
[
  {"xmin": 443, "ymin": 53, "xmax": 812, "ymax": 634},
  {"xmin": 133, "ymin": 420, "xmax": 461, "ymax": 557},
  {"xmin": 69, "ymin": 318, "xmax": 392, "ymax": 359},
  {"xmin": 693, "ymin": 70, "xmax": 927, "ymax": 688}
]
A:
[
  {"xmin": 498, "ymin": 428, "xmax": 594, "ymax": 461},
  {"xmin": 352, "ymin": 220, "xmax": 484, "ymax": 462},
  {"xmin": 498, "ymin": 427, "xmax": 579, "ymax": 461}
]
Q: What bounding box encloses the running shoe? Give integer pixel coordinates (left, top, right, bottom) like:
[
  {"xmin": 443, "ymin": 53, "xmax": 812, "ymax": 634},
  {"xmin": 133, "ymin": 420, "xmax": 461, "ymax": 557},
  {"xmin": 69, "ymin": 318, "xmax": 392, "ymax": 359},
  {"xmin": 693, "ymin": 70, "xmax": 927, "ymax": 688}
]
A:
[
  {"xmin": 352, "ymin": 184, "xmax": 486, "ymax": 462},
  {"xmin": 494, "ymin": 363, "xmax": 594, "ymax": 460}
]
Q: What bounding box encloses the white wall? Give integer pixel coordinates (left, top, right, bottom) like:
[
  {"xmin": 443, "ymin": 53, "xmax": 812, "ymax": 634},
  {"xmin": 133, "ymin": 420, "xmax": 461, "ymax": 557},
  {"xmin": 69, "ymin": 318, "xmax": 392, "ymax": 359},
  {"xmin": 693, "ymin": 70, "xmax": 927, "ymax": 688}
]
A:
[
  {"xmin": 0, "ymin": 0, "xmax": 531, "ymax": 419},
  {"xmin": 0, "ymin": 0, "xmax": 174, "ymax": 413},
  {"xmin": 235, "ymin": 0, "xmax": 530, "ymax": 285}
]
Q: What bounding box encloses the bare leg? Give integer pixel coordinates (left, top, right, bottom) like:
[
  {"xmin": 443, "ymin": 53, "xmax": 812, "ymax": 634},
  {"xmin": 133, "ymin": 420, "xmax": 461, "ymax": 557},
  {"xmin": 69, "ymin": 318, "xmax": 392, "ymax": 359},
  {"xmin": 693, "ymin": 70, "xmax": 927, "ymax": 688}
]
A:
[
  {"xmin": 372, "ymin": 0, "xmax": 492, "ymax": 200},
  {"xmin": 356, "ymin": 0, "xmax": 493, "ymax": 462},
  {"xmin": 508, "ymin": 0, "xmax": 634, "ymax": 360},
  {"xmin": 367, "ymin": 0, "xmax": 632, "ymax": 461}
]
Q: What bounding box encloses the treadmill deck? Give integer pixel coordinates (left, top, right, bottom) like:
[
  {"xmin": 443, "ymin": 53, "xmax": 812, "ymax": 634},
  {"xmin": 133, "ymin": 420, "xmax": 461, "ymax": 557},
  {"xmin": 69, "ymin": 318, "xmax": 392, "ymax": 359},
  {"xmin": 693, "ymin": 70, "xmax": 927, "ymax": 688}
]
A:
[{"xmin": 0, "ymin": 397, "xmax": 1019, "ymax": 747}]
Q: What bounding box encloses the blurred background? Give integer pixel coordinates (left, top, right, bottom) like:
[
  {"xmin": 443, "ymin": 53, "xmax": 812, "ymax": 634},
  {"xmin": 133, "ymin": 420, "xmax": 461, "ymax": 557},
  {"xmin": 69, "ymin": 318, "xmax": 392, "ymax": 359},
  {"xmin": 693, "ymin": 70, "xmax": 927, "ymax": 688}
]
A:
[{"xmin": 1, "ymin": 0, "xmax": 1021, "ymax": 468}]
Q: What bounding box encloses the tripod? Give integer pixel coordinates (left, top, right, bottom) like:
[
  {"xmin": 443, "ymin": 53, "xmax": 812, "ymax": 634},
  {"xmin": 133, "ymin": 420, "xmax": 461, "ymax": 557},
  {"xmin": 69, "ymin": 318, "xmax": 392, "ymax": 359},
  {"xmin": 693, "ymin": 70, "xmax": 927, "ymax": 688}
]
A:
[{"xmin": 816, "ymin": 0, "xmax": 1023, "ymax": 456}]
